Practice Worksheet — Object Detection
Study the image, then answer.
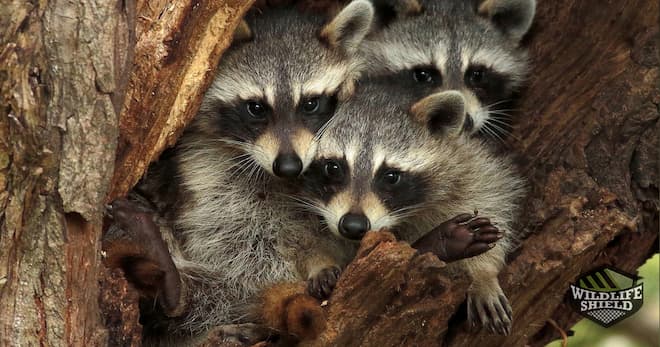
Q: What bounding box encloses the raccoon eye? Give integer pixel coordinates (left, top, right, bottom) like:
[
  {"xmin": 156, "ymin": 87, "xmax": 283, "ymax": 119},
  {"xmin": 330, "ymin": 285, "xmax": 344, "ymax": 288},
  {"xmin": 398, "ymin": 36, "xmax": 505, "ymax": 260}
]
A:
[
  {"xmin": 412, "ymin": 68, "xmax": 435, "ymax": 84},
  {"xmin": 323, "ymin": 160, "xmax": 344, "ymax": 182},
  {"xmin": 246, "ymin": 101, "xmax": 267, "ymax": 119},
  {"xmin": 466, "ymin": 67, "xmax": 488, "ymax": 88},
  {"xmin": 302, "ymin": 97, "xmax": 320, "ymax": 114},
  {"xmin": 300, "ymin": 95, "xmax": 337, "ymax": 117},
  {"xmin": 382, "ymin": 170, "xmax": 401, "ymax": 185}
]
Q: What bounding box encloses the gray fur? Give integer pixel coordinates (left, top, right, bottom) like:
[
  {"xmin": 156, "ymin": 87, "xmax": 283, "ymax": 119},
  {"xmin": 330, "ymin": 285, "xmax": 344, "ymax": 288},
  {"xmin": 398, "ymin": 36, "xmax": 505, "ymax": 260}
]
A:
[
  {"xmin": 305, "ymin": 78, "xmax": 527, "ymax": 333},
  {"xmin": 361, "ymin": 0, "xmax": 535, "ymax": 139},
  {"xmin": 138, "ymin": 3, "xmax": 371, "ymax": 343}
]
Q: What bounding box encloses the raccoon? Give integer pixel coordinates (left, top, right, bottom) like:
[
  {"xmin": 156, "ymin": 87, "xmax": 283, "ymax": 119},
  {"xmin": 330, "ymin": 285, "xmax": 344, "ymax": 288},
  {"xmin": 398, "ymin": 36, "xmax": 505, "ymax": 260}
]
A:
[
  {"xmin": 110, "ymin": 1, "xmax": 376, "ymax": 344},
  {"xmin": 361, "ymin": 0, "xmax": 536, "ymax": 140},
  {"xmin": 300, "ymin": 77, "xmax": 526, "ymax": 334},
  {"xmin": 191, "ymin": 0, "xmax": 375, "ymax": 179}
]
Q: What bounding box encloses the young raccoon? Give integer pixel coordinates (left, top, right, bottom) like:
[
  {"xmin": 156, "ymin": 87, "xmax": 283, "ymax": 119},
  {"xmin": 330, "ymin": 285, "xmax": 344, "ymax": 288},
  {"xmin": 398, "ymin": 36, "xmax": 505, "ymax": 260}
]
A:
[
  {"xmin": 301, "ymin": 78, "xmax": 526, "ymax": 334},
  {"xmin": 192, "ymin": 0, "xmax": 374, "ymax": 179},
  {"xmin": 115, "ymin": 1, "xmax": 375, "ymax": 344},
  {"xmin": 362, "ymin": 0, "xmax": 536, "ymax": 140}
]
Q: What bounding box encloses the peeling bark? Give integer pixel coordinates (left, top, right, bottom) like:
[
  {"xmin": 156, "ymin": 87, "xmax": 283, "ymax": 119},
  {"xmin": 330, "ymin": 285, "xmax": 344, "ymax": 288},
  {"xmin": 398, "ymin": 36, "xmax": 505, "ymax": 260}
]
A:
[
  {"xmin": 0, "ymin": 0, "xmax": 129, "ymax": 345},
  {"xmin": 1, "ymin": 0, "xmax": 657, "ymax": 346},
  {"xmin": 107, "ymin": 0, "xmax": 254, "ymax": 201}
]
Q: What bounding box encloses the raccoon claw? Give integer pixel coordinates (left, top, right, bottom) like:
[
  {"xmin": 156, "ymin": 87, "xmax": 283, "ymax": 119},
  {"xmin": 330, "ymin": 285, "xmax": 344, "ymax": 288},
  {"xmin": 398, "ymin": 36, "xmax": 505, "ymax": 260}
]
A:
[
  {"xmin": 103, "ymin": 198, "xmax": 183, "ymax": 316},
  {"xmin": 413, "ymin": 213, "xmax": 502, "ymax": 262},
  {"xmin": 467, "ymin": 291, "xmax": 512, "ymax": 335},
  {"xmin": 307, "ymin": 266, "xmax": 341, "ymax": 300}
]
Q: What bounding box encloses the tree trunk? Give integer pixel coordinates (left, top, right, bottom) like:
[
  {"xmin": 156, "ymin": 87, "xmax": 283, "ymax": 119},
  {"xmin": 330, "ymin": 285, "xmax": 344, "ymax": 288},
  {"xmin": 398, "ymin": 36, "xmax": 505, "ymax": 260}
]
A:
[
  {"xmin": 0, "ymin": 0, "xmax": 130, "ymax": 345},
  {"xmin": 0, "ymin": 1, "xmax": 657, "ymax": 347},
  {"xmin": 0, "ymin": 0, "xmax": 250, "ymax": 346}
]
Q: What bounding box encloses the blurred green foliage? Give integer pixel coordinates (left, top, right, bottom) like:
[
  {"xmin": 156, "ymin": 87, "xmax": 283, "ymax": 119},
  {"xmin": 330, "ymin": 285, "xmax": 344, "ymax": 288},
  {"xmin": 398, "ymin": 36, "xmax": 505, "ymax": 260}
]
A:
[{"xmin": 546, "ymin": 254, "xmax": 659, "ymax": 347}]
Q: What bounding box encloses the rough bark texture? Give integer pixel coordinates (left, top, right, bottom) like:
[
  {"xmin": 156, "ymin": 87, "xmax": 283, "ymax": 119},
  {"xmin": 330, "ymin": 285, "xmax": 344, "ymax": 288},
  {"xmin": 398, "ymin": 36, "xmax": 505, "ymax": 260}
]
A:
[
  {"xmin": 107, "ymin": 0, "xmax": 254, "ymax": 201},
  {"xmin": 0, "ymin": 0, "xmax": 251, "ymax": 346},
  {"xmin": 0, "ymin": 0, "xmax": 130, "ymax": 345},
  {"xmin": 1, "ymin": 0, "xmax": 657, "ymax": 346}
]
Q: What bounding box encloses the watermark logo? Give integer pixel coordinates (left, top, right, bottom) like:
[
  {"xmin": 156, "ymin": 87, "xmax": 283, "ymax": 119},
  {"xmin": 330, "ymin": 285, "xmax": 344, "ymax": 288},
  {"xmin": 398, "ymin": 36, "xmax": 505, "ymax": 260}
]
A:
[{"xmin": 568, "ymin": 266, "xmax": 643, "ymax": 327}]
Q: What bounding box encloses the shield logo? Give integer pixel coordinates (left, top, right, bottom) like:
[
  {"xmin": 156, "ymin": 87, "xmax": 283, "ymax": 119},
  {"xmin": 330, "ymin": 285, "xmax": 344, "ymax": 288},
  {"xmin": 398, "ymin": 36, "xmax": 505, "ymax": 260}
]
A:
[{"xmin": 568, "ymin": 266, "xmax": 644, "ymax": 327}]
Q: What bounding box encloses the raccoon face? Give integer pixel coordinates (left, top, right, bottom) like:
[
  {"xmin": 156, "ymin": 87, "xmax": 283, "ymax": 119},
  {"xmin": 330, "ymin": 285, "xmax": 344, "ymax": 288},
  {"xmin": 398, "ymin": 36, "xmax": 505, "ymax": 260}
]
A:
[
  {"xmin": 303, "ymin": 155, "xmax": 435, "ymax": 240},
  {"xmin": 192, "ymin": 0, "xmax": 374, "ymax": 178},
  {"xmin": 363, "ymin": 0, "xmax": 536, "ymax": 140},
  {"xmin": 302, "ymin": 86, "xmax": 467, "ymax": 241}
]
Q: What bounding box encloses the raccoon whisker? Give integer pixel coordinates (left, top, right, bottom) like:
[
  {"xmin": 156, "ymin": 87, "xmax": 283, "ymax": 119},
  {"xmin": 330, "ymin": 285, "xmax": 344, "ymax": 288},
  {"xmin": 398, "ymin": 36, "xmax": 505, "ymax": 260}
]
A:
[
  {"xmin": 278, "ymin": 194, "xmax": 326, "ymax": 215},
  {"xmin": 488, "ymin": 111, "xmax": 514, "ymax": 118},
  {"xmin": 248, "ymin": 162, "xmax": 267, "ymax": 187},
  {"xmin": 487, "ymin": 125, "xmax": 508, "ymax": 142},
  {"xmin": 231, "ymin": 157, "xmax": 258, "ymax": 179},
  {"xmin": 480, "ymin": 124, "xmax": 506, "ymax": 144},
  {"xmin": 205, "ymin": 153, "xmax": 252, "ymax": 170},
  {"xmin": 486, "ymin": 117, "xmax": 513, "ymax": 128},
  {"xmin": 227, "ymin": 155, "xmax": 255, "ymax": 173},
  {"xmin": 226, "ymin": 161, "xmax": 252, "ymax": 176},
  {"xmin": 485, "ymin": 120, "xmax": 522, "ymax": 143},
  {"xmin": 486, "ymin": 120, "xmax": 514, "ymax": 137},
  {"xmin": 484, "ymin": 99, "xmax": 513, "ymax": 109},
  {"xmin": 212, "ymin": 138, "xmax": 253, "ymax": 152},
  {"xmin": 314, "ymin": 112, "xmax": 343, "ymax": 142},
  {"xmin": 371, "ymin": 203, "xmax": 427, "ymax": 230},
  {"xmin": 487, "ymin": 115, "xmax": 513, "ymax": 123},
  {"xmin": 390, "ymin": 203, "xmax": 427, "ymax": 215},
  {"xmin": 245, "ymin": 162, "xmax": 260, "ymax": 186},
  {"xmin": 490, "ymin": 108, "xmax": 519, "ymax": 113},
  {"xmin": 388, "ymin": 203, "xmax": 429, "ymax": 220}
]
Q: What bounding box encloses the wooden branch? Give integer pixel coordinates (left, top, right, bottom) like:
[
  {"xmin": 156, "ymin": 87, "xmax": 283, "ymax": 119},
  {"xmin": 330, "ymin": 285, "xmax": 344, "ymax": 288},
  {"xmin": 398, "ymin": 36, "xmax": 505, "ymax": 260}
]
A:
[
  {"xmin": 0, "ymin": 0, "xmax": 130, "ymax": 345},
  {"xmin": 107, "ymin": 0, "xmax": 254, "ymax": 201}
]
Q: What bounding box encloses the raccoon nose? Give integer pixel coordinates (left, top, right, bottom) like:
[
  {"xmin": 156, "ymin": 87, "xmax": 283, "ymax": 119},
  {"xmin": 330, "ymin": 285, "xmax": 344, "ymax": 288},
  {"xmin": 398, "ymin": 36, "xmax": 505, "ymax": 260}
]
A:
[
  {"xmin": 273, "ymin": 153, "xmax": 303, "ymax": 178},
  {"xmin": 338, "ymin": 213, "xmax": 371, "ymax": 240}
]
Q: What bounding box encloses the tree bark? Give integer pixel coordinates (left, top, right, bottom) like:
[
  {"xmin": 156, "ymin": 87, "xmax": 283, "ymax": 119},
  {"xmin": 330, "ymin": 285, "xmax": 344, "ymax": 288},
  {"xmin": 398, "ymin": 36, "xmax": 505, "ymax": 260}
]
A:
[
  {"xmin": 0, "ymin": 1, "xmax": 130, "ymax": 345},
  {"xmin": 0, "ymin": 0, "xmax": 251, "ymax": 346},
  {"xmin": 106, "ymin": 0, "xmax": 254, "ymax": 201},
  {"xmin": 1, "ymin": 0, "xmax": 657, "ymax": 347}
]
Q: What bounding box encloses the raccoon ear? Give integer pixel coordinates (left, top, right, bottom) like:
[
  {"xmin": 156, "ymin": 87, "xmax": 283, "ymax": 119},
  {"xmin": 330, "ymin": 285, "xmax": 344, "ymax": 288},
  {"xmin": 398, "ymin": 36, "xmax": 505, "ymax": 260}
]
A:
[
  {"xmin": 321, "ymin": 0, "xmax": 375, "ymax": 54},
  {"xmin": 410, "ymin": 91, "xmax": 466, "ymax": 137},
  {"xmin": 478, "ymin": 0, "xmax": 536, "ymax": 42},
  {"xmin": 232, "ymin": 19, "xmax": 253, "ymax": 44}
]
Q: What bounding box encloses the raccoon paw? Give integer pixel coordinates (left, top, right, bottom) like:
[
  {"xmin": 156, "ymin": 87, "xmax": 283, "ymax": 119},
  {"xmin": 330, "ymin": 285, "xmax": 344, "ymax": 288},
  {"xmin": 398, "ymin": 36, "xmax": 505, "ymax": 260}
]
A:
[
  {"xmin": 206, "ymin": 323, "xmax": 277, "ymax": 346},
  {"xmin": 414, "ymin": 213, "xmax": 503, "ymax": 262},
  {"xmin": 104, "ymin": 198, "xmax": 183, "ymax": 316},
  {"xmin": 467, "ymin": 289, "xmax": 512, "ymax": 335},
  {"xmin": 307, "ymin": 266, "xmax": 341, "ymax": 300}
]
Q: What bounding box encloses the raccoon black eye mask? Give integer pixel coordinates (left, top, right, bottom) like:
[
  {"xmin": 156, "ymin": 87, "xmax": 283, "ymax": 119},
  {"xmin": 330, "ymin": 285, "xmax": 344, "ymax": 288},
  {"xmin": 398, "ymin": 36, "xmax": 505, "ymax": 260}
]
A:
[
  {"xmin": 361, "ymin": 0, "xmax": 536, "ymax": 139},
  {"xmin": 303, "ymin": 79, "xmax": 526, "ymax": 335}
]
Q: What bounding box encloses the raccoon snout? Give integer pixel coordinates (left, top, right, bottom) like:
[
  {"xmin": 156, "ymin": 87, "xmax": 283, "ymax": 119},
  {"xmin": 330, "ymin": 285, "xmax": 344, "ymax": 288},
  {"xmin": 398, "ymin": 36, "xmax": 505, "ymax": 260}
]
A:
[
  {"xmin": 273, "ymin": 153, "xmax": 303, "ymax": 178},
  {"xmin": 338, "ymin": 213, "xmax": 370, "ymax": 240}
]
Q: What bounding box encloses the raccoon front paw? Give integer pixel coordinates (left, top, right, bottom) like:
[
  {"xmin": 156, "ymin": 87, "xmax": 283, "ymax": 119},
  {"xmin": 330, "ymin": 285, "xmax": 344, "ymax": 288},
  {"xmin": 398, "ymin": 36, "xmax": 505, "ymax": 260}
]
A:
[
  {"xmin": 467, "ymin": 289, "xmax": 512, "ymax": 335},
  {"xmin": 413, "ymin": 213, "xmax": 503, "ymax": 262},
  {"xmin": 307, "ymin": 266, "xmax": 341, "ymax": 300},
  {"xmin": 104, "ymin": 198, "xmax": 183, "ymax": 316}
]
